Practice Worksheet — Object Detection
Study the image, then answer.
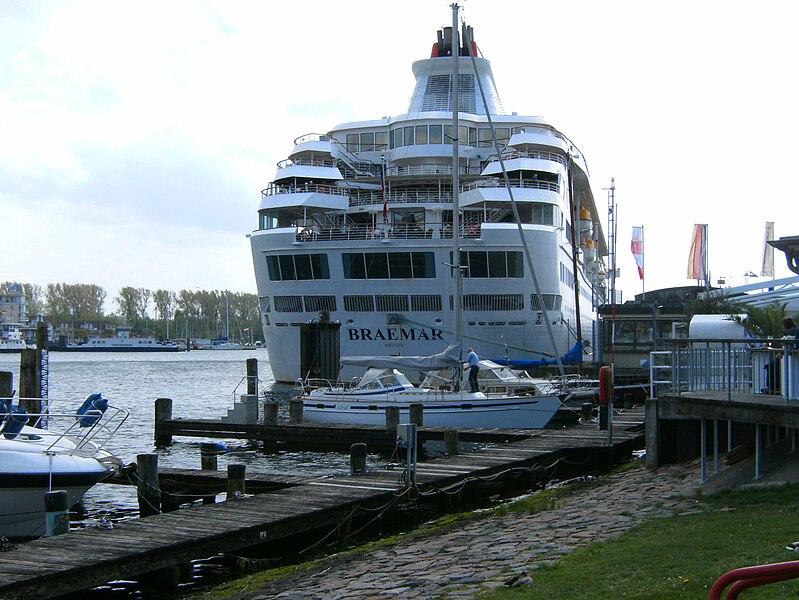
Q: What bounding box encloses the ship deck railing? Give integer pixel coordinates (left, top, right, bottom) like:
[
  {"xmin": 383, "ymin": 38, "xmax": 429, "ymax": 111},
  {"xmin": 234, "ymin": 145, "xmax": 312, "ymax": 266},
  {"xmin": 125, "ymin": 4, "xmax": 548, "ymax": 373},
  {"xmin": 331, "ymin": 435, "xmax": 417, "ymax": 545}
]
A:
[{"xmin": 293, "ymin": 221, "xmax": 486, "ymax": 243}]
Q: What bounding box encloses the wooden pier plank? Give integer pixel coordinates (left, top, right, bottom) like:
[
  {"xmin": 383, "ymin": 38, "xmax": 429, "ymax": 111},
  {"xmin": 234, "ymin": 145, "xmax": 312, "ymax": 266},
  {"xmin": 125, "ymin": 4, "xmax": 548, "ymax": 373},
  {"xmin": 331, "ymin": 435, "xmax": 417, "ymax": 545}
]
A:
[{"xmin": 0, "ymin": 413, "xmax": 645, "ymax": 599}]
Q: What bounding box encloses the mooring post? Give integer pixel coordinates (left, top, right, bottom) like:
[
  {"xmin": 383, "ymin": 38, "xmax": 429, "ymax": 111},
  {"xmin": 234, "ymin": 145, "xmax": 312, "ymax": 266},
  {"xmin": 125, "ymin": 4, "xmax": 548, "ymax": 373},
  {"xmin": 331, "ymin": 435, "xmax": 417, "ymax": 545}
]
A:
[
  {"xmin": 289, "ymin": 398, "xmax": 304, "ymax": 423},
  {"xmin": 350, "ymin": 443, "xmax": 367, "ymax": 475},
  {"xmin": 200, "ymin": 442, "xmax": 220, "ymax": 471},
  {"xmin": 0, "ymin": 371, "xmax": 12, "ymax": 398},
  {"xmin": 623, "ymin": 393, "xmax": 633, "ymax": 410},
  {"xmin": 598, "ymin": 404, "xmax": 608, "ymax": 430},
  {"xmin": 137, "ymin": 453, "xmax": 161, "ymax": 517},
  {"xmin": 246, "ymin": 357, "xmax": 258, "ymax": 396},
  {"xmin": 154, "ymin": 397, "xmax": 173, "ymax": 445},
  {"xmin": 580, "ymin": 402, "xmax": 593, "ymax": 422},
  {"xmin": 385, "ymin": 406, "xmax": 400, "ymax": 436},
  {"xmin": 19, "ymin": 349, "xmax": 42, "ymax": 417},
  {"xmin": 444, "ymin": 429, "xmax": 459, "ymax": 456},
  {"xmin": 44, "ymin": 490, "xmax": 70, "ymax": 536},
  {"xmin": 265, "ymin": 401, "xmax": 279, "ymax": 426},
  {"xmin": 227, "ymin": 463, "xmax": 246, "ymax": 499},
  {"xmin": 409, "ymin": 403, "xmax": 424, "ymax": 426}
]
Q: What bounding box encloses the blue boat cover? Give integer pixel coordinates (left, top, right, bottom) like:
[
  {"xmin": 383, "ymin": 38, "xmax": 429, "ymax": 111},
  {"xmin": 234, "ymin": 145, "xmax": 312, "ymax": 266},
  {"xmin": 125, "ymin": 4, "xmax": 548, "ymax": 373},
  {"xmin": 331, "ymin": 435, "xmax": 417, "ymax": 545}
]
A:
[{"xmin": 492, "ymin": 341, "xmax": 584, "ymax": 369}]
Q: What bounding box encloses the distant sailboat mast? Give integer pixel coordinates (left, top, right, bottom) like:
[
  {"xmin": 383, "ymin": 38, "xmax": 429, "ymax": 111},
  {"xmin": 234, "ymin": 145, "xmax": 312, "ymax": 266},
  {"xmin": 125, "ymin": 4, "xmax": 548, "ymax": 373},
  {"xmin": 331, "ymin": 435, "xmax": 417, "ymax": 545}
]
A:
[{"xmin": 451, "ymin": 3, "xmax": 463, "ymax": 352}]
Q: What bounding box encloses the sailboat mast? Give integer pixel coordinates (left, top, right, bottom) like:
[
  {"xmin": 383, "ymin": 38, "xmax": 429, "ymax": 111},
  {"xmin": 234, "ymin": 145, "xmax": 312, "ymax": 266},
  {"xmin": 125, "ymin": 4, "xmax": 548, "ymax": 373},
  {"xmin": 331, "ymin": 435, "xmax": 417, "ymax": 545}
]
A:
[{"xmin": 451, "ymin": 3, "xmax": 463, "ymax": 349}]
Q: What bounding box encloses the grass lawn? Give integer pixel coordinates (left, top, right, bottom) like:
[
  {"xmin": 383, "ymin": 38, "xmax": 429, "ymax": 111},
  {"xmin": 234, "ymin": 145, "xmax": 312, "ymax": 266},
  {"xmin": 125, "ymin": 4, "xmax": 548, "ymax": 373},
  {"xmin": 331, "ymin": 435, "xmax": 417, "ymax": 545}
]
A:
[{"xmin": 488, "ymin": 483, "xmax": 799, "ymax": 599}]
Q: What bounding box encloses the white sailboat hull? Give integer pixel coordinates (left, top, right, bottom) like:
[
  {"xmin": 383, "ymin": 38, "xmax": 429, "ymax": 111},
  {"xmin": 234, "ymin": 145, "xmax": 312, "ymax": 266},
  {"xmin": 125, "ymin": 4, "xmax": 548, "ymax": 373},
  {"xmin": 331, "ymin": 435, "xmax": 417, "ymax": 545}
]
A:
[{"xmin": 301, "ymin": 393, "xmax": 562, "ymax": 429}]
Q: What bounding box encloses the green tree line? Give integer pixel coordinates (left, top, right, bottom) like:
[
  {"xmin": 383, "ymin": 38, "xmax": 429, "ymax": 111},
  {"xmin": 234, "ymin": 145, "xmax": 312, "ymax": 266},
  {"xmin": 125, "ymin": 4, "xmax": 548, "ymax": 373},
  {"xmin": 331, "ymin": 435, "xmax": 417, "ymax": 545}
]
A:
[{"xmin": 0, "ymin": 282, "xmax": 262, "ymax": 342}]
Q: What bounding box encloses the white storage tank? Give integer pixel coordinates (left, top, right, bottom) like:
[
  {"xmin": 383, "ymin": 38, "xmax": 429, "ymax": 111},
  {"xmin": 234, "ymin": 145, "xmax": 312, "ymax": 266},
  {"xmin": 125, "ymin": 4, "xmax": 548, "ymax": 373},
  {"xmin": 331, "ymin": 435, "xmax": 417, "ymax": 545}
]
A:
[{"xmin": 688, "ymin": 314, "xmax": 748, "ymax": 340}]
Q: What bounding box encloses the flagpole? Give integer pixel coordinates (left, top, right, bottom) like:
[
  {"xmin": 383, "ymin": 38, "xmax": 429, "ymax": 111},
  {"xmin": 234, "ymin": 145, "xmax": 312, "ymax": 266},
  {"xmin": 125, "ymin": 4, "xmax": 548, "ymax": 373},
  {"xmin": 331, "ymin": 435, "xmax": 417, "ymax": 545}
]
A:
[{"xmin": 641, "ymin": 225, "xmax": 645, "ymax": 301}]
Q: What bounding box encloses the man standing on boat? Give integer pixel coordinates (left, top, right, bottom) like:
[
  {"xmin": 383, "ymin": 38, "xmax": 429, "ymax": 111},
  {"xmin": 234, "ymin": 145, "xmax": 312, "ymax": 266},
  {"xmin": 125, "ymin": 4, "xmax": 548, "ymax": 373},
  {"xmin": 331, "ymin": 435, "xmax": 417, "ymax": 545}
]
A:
[{"xmin": 466, "ymin": 347, "xmax": 480, "ymax": 393}]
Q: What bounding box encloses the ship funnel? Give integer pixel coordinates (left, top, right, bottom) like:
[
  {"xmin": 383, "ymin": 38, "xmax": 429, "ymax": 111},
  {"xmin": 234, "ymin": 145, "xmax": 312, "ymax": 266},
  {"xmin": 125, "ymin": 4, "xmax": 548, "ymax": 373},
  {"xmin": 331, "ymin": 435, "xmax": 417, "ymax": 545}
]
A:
[{"xmin": 410, "ymin": 23, "xmax": 503, "ymax": 116}]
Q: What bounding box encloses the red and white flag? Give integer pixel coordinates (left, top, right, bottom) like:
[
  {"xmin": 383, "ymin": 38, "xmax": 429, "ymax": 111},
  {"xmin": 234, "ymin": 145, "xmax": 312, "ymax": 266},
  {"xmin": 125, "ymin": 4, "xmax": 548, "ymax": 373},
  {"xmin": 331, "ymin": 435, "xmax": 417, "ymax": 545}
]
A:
[{"xmin": 631, "ymin": 226, "xmax": 644, "ymax": 280}]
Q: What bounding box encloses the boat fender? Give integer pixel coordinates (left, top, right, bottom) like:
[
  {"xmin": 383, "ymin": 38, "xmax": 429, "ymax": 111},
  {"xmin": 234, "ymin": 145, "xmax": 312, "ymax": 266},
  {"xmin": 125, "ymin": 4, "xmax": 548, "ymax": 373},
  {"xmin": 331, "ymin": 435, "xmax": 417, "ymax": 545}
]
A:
[
  {"xmin": 3, "ymin": 407, "xmax": 27, "ymax": 439},
  {"xmin": 76, "ymin": 393, "xmax": 109, "ymax": 427},
  {"xmin": 0, "ymin": 397, "xmax": 10, "ymax": 422},
  {"xmin": 598, "ymin": 366, "xmax": 613, "ymax": 406}
]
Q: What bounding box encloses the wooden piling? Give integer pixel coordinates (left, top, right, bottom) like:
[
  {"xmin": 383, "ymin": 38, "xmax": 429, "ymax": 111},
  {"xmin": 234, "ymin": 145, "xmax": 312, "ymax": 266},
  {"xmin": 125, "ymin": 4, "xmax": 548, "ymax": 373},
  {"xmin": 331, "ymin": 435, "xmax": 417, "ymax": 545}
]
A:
[
  {"xmin": 137, "ymin": 453, "xmax": 161, "ymax": 517},
  {"xmin": 385, "ymin": 406, "xmax": 400, "ymax": 435},
  {"xmin": 154, "ymin": 398, "xmax": 173, "ymax": 445},
  {"xmin": 289, "ymin": 398, "xmax": 303, "ymax": 423},
  {"xmin": 246, "ymin": 358, "xmax": 258, "ymax": 396},
  {"xmin": 265, "ymin": 402, "xmax": 279, "ymax": 426},
  {"xmin": 0, "ymin": 371, "xmax": 12, "ymax": 399},
  {"xmin": 200, "ymin": 442, "xmax": 219, "ymax": 471},
  {"xmin": 19, "ymin": 349, "xmax": 42, "ymax": 416},
  {"xmin": 227, "ymin": 464, "xmax": 246, "ymax": 499},
  {"xmin": 44, "ymin": 490, "xmax": 69, "ymax": 536},
  {"xmin": 409, "ymin": 403, "xmax": 424, "ymax": 426},
  {"xmin": 350, "ymin": 443, "xmax": 367, "ymax": 475},
  {"xmin": 443, "ymin": 429, "xmax": 459, "ymax": 456}
]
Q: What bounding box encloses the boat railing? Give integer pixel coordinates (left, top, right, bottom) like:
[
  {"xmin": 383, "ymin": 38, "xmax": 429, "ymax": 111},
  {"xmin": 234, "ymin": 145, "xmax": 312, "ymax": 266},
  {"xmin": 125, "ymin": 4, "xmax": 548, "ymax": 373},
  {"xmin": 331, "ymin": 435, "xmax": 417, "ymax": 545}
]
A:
[
  {"xmin": 261, "ymin": 183, "xmax": 350, "ymax": 199},
  {"xmin": 462, "ymin": 178, "xmax": 560, "ymax": 193},
  {"xmin": 385, "ymin": 164, "xmax": 483, "ymax": 177},
  {"xmin": 293, "ymin": 220, "xmax": 488, "ymax": 242},
  {"xmin": 294, "ymin": 377, "xmax": 338, "ymax": 394},
  {"xmin": 0, "ymin": 399, "xmax": 129, "ymax": 457},
  {"xmin": 483, "ymin": 149, "xmax": 568, "ymax": 167},
  {"xmin": 276, "ymin": 157, "xmax": 339, "ymax": 170}
]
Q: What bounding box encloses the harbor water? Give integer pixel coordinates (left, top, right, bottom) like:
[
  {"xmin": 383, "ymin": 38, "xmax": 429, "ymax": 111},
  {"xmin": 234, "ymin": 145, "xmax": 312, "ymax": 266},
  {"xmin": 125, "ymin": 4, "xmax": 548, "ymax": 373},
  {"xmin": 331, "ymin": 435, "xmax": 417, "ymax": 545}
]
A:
[{"xmin": 0, "ymin": 350, "xmax": 384, "ymax": 522}]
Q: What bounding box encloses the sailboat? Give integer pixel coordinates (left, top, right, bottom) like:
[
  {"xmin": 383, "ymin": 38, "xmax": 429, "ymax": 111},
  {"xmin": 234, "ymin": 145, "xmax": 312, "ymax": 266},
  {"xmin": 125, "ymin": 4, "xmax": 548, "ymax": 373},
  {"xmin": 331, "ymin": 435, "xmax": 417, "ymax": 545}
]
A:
[{"xmin": 295, "ymin": 7, "xmax": 564, "ymax": 429}]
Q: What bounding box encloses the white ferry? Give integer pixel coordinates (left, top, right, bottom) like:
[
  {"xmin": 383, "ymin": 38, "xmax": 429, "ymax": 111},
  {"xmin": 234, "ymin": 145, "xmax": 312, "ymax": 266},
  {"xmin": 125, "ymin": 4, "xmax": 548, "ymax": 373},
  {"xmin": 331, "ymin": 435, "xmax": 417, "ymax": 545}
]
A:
[
  {"xmin": 63, "ymin": 327, "xmax": 181, "ymax": 352},
  {"xmin": 250, "ymin": 15, "xmax": 607, "ymax": 383}
]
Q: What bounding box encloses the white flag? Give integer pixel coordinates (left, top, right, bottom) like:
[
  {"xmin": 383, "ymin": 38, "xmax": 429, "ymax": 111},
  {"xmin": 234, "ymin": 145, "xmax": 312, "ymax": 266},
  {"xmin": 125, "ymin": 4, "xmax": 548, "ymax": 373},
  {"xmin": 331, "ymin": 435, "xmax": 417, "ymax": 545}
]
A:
[{"xmin": 761, "ymin": 221, "xmax": 774, "ymax": 277}]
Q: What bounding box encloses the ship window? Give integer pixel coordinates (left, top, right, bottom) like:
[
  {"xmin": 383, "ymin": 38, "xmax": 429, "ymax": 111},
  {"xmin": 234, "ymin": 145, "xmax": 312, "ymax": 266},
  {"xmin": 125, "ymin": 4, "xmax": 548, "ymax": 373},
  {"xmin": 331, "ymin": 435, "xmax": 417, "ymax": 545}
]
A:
[
  {"xmin": 457, "ymin": 251, "xmax": 523, "ymax": 278},
  {"xmin": 259, "ymin": 297, "xmax": 271, "ymax": 314},
  {"xmin": 403, "ymin": 126, "xmax": 414, "ymax": 146},
  {"xmin": 429, "ymin": 125, "xmax": 443, "ymax": 144},
  {"xmin": 496, "ymin": 127, "xmax": 510, "ymax": 146},
  {"xmin": 468, "ymin": 127, "xmax": 477, "ymax": 147},
  {"xmin": 273, "ymin": 296, "xmax": 303, "ymax": 312},
  {"xmin": 388, "ymin": 252, "xmax": 412, "ymax": 278},
  {"xmin": 478, "ymin": 128, "xmax": 493, "ymax": 148},
  {"xmin": 344, "ymin": 295, "xmax": 375, "ymax": 311},
  {"xmin": 411, "ymin": 295, "xmax": 442, "ymax": 311},
  {"xmin": 415, "ymin": 126, "xmax": 428, "ymax": 145},
  {"xmin": 304, "ymin": 296, "xmax": 336, "ymax": 312},
  {"xmin": 343, "ymin": 252, "xmax": 436, "ymax": 279},
  {"xmin": 375, "ymin": 131, "xmax": 387, "ymax": 150},
  {"xmin": 266, "ymin": 254, "xmax": 330, "ymax": 281},
  {"xmin": 531, "ymin": 203, "xmax": 555, "ymax": 226},
  {"xmin": 365, "ymin": 253, "xmax": 389, "ymax": 279},
  {"xmin": 278, "ymin": 255, "xmax": 296, "ymax": 280},
  {"xmin": 391, "ymin": 128, "xmax": 401, "ymax": 149},
  {"xmin": 346, "ymin": 134, "xmax": 359, "ymax": 152},
  {"xmin": 360, "ymin": 132, "xmax": 375, "ymax": 152}
]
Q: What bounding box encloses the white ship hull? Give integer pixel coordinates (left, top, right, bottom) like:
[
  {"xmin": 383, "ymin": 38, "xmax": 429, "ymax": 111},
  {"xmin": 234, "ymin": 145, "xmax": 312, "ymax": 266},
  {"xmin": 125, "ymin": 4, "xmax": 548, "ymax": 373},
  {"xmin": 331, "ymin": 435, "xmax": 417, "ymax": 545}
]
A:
[{"xmin": 249, "ymin": 18, "xmax": 607, "ymax": 383}]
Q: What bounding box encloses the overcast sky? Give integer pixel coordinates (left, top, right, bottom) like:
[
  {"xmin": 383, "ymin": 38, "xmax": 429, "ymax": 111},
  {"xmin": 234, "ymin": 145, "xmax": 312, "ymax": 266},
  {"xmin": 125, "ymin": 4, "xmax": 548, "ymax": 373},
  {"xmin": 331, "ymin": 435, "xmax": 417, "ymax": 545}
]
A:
[{"xmin": 2, "ymin": 0, "xmax": 796, "ymax": 308}]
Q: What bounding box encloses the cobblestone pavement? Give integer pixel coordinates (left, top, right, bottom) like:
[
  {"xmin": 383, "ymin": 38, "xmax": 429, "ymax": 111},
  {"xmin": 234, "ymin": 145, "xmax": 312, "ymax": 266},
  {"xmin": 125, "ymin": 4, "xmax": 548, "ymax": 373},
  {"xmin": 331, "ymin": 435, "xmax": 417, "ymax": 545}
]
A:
[{"xmin": 219, "ymin": 461, "xmax": 702, "ymax": 599}]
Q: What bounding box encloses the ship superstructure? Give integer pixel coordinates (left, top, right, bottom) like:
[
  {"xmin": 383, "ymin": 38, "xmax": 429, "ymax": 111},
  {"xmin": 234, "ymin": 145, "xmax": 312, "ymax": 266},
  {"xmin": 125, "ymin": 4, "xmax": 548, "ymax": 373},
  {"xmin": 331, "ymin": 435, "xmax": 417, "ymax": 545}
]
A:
[{"xmin": 250, "ymin": 21, "xmax": 607, "ymax": 383}]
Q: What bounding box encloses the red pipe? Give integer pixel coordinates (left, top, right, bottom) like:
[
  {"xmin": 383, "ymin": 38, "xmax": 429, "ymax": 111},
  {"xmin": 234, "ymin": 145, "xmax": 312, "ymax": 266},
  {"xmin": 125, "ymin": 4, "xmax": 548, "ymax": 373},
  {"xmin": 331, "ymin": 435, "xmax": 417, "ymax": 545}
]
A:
[{"xmin": 709, "ymin": 560, "xmax": 799, "ymax": 599}]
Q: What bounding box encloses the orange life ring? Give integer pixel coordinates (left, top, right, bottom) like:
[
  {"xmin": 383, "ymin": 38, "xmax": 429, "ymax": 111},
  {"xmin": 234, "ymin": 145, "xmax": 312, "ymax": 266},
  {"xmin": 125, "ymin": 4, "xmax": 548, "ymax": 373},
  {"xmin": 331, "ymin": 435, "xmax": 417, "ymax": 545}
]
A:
[{"xmin": 598, "ymin": 365, "xmax": 613, "ymax": 405}]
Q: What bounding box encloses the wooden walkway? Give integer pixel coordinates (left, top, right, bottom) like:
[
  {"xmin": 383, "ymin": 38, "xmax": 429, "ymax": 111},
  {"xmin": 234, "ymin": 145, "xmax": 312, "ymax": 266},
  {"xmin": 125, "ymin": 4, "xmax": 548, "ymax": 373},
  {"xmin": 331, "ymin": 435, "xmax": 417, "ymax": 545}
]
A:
[{"xmin": 0, "ymin": 409, "xmax": 645, "ymax": 599}]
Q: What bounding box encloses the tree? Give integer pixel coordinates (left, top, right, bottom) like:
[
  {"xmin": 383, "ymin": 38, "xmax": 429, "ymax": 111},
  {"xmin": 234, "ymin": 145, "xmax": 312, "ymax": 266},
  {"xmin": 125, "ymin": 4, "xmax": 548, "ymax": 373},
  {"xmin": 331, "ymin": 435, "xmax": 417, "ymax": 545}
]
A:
[
  {"xmin": 45, "ymin": 283, "xmax": 106, "ymax": 320},
  {"xmin": 116, "ymin": 287, "xmax": 139, "ymax": 325},
  {"xmin": 744, "ymin": 303, "xmax": 788, "ymax": 338}
]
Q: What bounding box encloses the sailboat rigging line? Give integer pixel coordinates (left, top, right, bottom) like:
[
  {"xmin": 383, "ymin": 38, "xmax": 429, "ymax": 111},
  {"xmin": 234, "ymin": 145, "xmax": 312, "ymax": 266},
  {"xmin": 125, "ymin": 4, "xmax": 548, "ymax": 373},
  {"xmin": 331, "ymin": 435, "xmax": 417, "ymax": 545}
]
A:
[
  {"xmin": 451, "ymin": 3, "xmax": 463, "ymax": 355},
  {"xmin": 461, "ymin": 19, "xmax": 566, "ymax": 377}
]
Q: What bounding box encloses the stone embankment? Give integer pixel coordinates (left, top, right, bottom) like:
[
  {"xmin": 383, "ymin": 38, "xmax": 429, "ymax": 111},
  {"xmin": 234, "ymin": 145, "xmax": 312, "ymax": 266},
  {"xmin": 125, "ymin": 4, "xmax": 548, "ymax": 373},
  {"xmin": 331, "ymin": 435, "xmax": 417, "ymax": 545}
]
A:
[{"xmin": 217, "ymin": 460, "xmax": 702, "ymax": 599}]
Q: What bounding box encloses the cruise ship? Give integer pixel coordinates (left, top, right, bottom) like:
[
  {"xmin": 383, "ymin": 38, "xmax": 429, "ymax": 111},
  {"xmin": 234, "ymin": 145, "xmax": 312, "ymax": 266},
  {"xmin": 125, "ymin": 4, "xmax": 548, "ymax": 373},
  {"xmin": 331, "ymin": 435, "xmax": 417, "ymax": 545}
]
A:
[{"xmin": 250, "ymin": 15, "xmax": 607, "ymax": 383}]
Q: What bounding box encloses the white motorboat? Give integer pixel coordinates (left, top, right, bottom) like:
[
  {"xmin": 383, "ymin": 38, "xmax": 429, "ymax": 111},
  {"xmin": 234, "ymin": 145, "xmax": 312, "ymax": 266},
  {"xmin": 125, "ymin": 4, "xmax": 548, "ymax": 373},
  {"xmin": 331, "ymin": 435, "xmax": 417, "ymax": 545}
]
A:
[
  {"xmin": 0, "ymin": 395, "xmax": 127, "ymax": 538},
  {"xmin": 296, "ymin": 346, "xmax": 563, "ymax": 429}
]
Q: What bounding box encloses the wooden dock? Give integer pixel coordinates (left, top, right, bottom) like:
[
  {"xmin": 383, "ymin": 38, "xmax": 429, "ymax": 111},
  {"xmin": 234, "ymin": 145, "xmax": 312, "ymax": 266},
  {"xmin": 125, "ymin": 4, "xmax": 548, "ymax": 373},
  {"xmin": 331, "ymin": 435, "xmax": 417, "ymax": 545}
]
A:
[{"xmin": 0, "ymin": 409, "xmax": 645, "ymax": 599}]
